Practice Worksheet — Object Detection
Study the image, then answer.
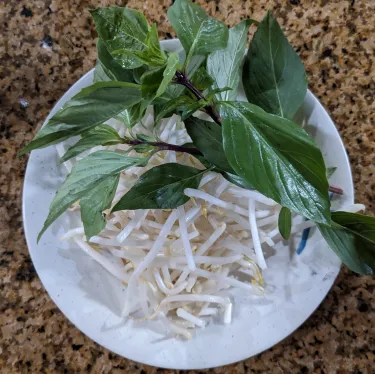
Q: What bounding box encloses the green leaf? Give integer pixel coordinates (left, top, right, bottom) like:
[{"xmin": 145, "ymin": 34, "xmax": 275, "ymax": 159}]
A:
[
  {"xmin": 133, "ymin": 24, "xmax": 165, "ymax": 66},
  {"xmin": 59, "ymin": 124, "xmax": 122, "ymax": 163},
  {"xmin": 318, "ymin": 212, "xmax": 375, "ymax": 275},
  {"xmin": 112, "ymin": 163, "xmax": 205, "ymax": 211},
  {"xmin": 207, "ymin": 19, "xmax": 254, "ymax": 101},
  {"xmin": 161, "ymin": 56, "xmax": 205, "ymax": 100},
  {"xmin": 141, "ymin": 65, "xmax": 166, "ymax": 97},
  {"xmin": 242, "ymin": 12, "xmax": 307, "ymax": 119},
  {"xmin": 154, "ymin": 95, "xmax": 194, "ymax": 124},
  {"xmin": 205, "ymin": 87, "xmax": 232, "ymax": 102},
  {"xmin": 133, "ymin": 65, "xmax": 148, "ymax": 84},
  {"xmin": 184, "ymin": 117, "xmax": 233, "ymax": 173},
  {"xmin": 80, "ymin": 174, "xmax": 120, "ymax": 239},
  {"xmin": 115, "ymin": 104, "xmax": 142, "ymax": 128},
  {"xmin": 136, "ymin": 133, "xmax": 154, "ymax": 142},
  {"xmin": 90, "ymin": 7, "xmax": 150, "ymax": 69},
  {"xmin": 156, "ymin": 52, "xmax": 180, "ymax": 97},
  {"xmin": 278, "ymin": 207, "xmax": 292, "ymax": 240},
  {"xmin": 190, "ymin": 67, "xmax": 214, "ymax": 91},
  {"xmin": 181, "ymin": 100, "xmax": 206, "ymax": 120},
  {"xmin": 326, "ymin": 167, "xmax": 337, "ymax": 179},
  {"xmin": 19, "ymin": 82, "xmax": 142, "ymax": 155},
  {"xmin": 133, "ymin": 144, "xmax": 155, "ymax": 154},
  {"xmin": 95, "ymin": 39, "xmax": 134, "ymax": 82},
  {"xmin": 221, "ymin": 172, "xmax": 255, "ymax": 189},
  {"xmin": 168, "ymin": 0, "xmax": 228, "ymax": 69},
  {"xmin": 219, "ymin": 101, "xmax": 330, "ymax": 224},
  {"xmin": 93, "ymin": 62, "xmax": 110, "ymax": 83},
  {"xmin": 37, "ymin": 151, "xmax": 147, "ymax": 241}
]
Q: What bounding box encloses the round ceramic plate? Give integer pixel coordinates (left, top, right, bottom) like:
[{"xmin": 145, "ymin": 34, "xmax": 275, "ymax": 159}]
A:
[{"xmin": 23, "ymin": 40, "xmax": 353, "ymax": 370}]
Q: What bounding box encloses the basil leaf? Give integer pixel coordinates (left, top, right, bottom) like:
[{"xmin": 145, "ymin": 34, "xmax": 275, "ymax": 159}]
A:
[
  {"xmin": 278, "ymin": 207, "xmax": 292, "ymax": 240},
  {"xmin": 80, "ymin": 174, "xmax": 120, "ymax": 239},
  {"xmin": 326, "ymin": 167, "xmax": 337, "ymax": 179},
  {"xmin": 219, "ymin": 101, "xmax": 330, "ymax": 224},
  {"xmin": 207, "ymin": 19, "xmax": 254, "ymax": 101},
  {"xmin": 38, "ymin": 151, "xmax": 147, "ymax": 241},
  {"xmin": 181, "ymin": 100, "xmax": 206, "ymax": 120},
  {"xmin": 133, "ymin": 24, "xmax": 165, "ymax": 66},
  {"xmin": 318, "ymin": 212, "xmax": 375, "ymax": 275},
  {"xmin": 112, "ymin": 163, "xmax": 205, "ymax": 211},
  {"xmin": 133, "ymin": 144, "xmax": 155, "ymax": 154},
  {"xmin": 184, "ymin": 117, "xmax": 233, "ymax": 173},
  {"xmin": 90, "ymin": 7, "xmax": 150, "ymax": 69},
  {"xmin": 115, "ymin": 104, "xmax": 142, "ymax": 128},
  {"xmin": 221, "ymin": 172, "xmax": 255, "ymax": 190},
  {"xmin": 136, "ymin": 134, "xmax": 154, "ymax": 142},
  {"xmin": 162, "ymin": 55, "xmax": 205, "ymax": 100},
  {"xmin": 190, "ymin": 67, "xmax": 214, "ymax": 91},
  {"xmin": 59, "ymin": 125, "xmax": 122, "ymax": 163},
  {"xmin": 95, "ymin": 39, "xmax": 134, "ymax": 82},
  {"xmin": 205, "ymin": 87, "xmax": 232, "ymax": 102},
  {"xmin": 156, "ymin": 52, "xmax": 180, "ymax": 97},
  {"xmin": 19, "ymin": 82, "xmax": 142, "ymax": 155},
  {"xmin": 168, "ymin": 0, "xmax": 228, "ymax": 68},
  {"xmin": 133, "ymin": 65, "xmax": 148, "ymax": 84},
  {"xmin": 141, "ymin": 65, "xmax": 166, "ymax": 97},
  {"xmin": 93, "ymin": 62, "xmax": 110, "ymax": 83},
  {"xmin": 155, "ymin": 95, "xmax": 194, "ymax": 124},
  {"xmin": 242, "ymin": 12, "xmax": 307, "ymax": 119}
]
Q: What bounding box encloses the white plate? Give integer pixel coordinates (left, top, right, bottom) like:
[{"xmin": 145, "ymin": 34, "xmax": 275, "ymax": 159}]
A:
[{"xmin": 22, "ymin": 39, "xmax": 354, "ymax": 369}]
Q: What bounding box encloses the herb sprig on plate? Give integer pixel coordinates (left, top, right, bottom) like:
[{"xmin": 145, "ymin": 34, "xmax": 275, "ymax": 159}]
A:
[{"xmin": 20, "ymin": 0, "xmax": 375, "ymax": 275}]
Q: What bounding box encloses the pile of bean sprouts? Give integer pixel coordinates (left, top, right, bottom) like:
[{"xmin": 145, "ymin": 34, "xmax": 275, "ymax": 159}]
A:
[{"xmin": 56, "ymin": 107, "xmax": 364, "ymax": 339}]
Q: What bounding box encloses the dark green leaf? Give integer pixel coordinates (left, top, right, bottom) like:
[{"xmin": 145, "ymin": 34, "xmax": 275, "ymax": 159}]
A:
[
  {"xmin": 156, "ymin": 52, "xmax": 180, "ymax": 97},
  {"xmin": 95, "ymin": 39, "xmax": 134, "ymax": 82},
  {"xmin": 20, "ymin": 82, "xmax": 142, "ymax": 155},
  {"xmin": 219, "ymin": 101, "xmax": 330, "ymax": 224},
  {"xmin": 318, "ymin": 212, "xmax": 375, "ymax": 274},
  {"xmin": 59, "ymin": 124, "xmax": 122, "ymax": 163},
  {"xmin": 326, "ymin": 167, "xmax": 337, "ymax": 179},
  {"xmin": 133, "ymin": 24, "xmax": 165, "ymax": 66},
  {"xmin": 207, "ymin": 19, "xmax": 254, "ymax": 101},
  {"xmin": 161, "ymin": 55, "xmax": 205, "ymax": 100},
  {"xmin": 141, "ymin": 65, "xmax": 166, "ymax": 97},
  {"xmin": 93, "ymin": 61, "xmax": 110, "ymax": 83},
  {"xmin": 190, "ymin": 67, "xmax": 214, "ymax": 91},
  {"xmin": 136, "ymin": 133, "xmax": 154, "ymax": 142},
  {"xmin": 278, "ymin": 207, "xmax": 292, "ymax": 240},
  {"xmin": 133, "ymin": 65, "xmax": 148, "ymax": 84},
  {"xmin": 155, "ymin": 95, "xmax": 194, "ymax": 124},
  {"xmin": 90, "ymin": 7, "xmax": 150, "ymax": 69},
  {"xmin": 221, "ymin": 172, "xmax": 255, "ymax": 189},
  {"xmin": 112, "ymin": 163, "xmax": 205, "ymax": 210},
  {"xmin": 168, "ymin": 0, "xmax": 228, "ymax": 68},
  {"xmin": 37, "ymin": 151, "xmax": 148, "ymax": 241},
  {"xmin": 80, "ymin": 174, "xmax": 120, "ymax": 239},
  {"xmin": 115, "ymin": 104, "xmax": 142, "ymax": 128},
  {"xmin": 205, "ymin": 87, "xmax": 232, "ymax": 102},
  {"xmin": 181, "ymin": 100, "xmax": 206, "ymax": 120},
  {"xmin": 133, "ymin": 144, "xmax": 155, "ymax": 154},
  {"xmin": 181, "ymin": 143, "xmax": 212, "ymax": 169},
  {"xmin": 184, "ymin": 116, "xmax": 233, "ymax": 173},
  {"xmin": 242, "ymin": 12, "xmax": 307, "ymax": 119}
]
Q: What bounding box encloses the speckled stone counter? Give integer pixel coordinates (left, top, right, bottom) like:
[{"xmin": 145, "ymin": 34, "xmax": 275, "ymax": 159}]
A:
[{"xmin": 1, "ymin": 0, "xmax": 374, "ymax": 373}]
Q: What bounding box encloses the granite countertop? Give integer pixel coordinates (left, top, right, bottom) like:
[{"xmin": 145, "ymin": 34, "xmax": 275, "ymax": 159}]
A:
[{"xmin": 1, "ymin": 0, "xmax": 375, "ymax": 372}]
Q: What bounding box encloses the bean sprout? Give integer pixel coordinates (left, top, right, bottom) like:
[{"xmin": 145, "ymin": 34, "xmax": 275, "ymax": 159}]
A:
[{"xmin": 58, "ymin": 108, "xmax": 352, "ymax": 339}]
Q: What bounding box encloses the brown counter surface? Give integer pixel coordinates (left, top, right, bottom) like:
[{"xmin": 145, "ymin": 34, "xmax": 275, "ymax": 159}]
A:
[{"xmin": 1, "ymin": 1, "xmax": 374, "ymax": 373}]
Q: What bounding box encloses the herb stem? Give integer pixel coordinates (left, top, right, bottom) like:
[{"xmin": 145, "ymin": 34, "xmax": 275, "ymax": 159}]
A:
[
  {"xmin": 174, "ymin": 70, "xmax": 222, "ymax": 125},
  {"xmin": 124, "ymin": 139, "xmax": 203, "ymax": 156},
  {"xmin": 329, "ymin": 185, "xmax": 344, "ymax": 195}
]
